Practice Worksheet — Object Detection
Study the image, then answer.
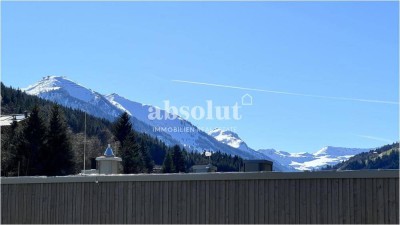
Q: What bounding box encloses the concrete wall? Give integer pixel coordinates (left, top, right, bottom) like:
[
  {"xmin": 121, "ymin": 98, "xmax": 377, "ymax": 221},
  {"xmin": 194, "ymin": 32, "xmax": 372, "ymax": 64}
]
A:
[{"xmin": 1, "ymin": 170, "xmax": 399, "ymax": 224}]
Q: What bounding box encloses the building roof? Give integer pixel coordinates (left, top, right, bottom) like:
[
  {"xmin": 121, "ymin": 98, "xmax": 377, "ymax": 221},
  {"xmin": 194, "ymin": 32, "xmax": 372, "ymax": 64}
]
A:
[
  {"xmin": 95, "ymin": 156, "xmax": 122, "ymax": 161},
  {"xmin": 104, "ymin": 144, "xmax": 115, "ymax": 157},
  {"xmin": 3, "ymin": 170, "xmax": 397, "ymax": 184},
  {"xmin": 0, "ymin": 114, "xmax": 27, "ymax": 126},
  {"xmin": 191, "ymin": 164, "xmax": 217, "ymax": 169},
  {"xmin": 243, "ymin": 159, "xmax": 273, "ymax": 164}
]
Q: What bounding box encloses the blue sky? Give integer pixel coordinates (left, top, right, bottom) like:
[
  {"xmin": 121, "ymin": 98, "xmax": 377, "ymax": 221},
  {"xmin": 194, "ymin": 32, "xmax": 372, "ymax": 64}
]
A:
[{"xmin": 2, "ymin": 2, "xmax": 399, "ymax": 152}]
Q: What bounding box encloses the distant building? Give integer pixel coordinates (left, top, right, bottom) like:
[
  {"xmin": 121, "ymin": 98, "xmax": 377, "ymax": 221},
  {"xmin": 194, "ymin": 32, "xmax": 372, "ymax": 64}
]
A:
[
  {"xmin": 190, "ymin": 164, "xmax": 217, "ymax": 173},
  {"xmin": 95, "ymin": 144, "xmax": 122, "ymax": 174},
  {"xmin": 0, "ymin": 112, "xmax": 29, "ymax": 126},
  {"xmin": 242, "ymin": 160, "xmax": 273, "ymax": 172}
]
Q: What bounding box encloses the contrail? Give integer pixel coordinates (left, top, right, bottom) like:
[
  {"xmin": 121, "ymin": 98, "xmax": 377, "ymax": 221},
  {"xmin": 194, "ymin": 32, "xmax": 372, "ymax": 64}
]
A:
[
  {"xmin": 172, "ymin": 79, "xmax": 399, "ymax": 105},
  {"xmin": 355, "ymin": 135, "xmax": 393, "ymax": 143}
]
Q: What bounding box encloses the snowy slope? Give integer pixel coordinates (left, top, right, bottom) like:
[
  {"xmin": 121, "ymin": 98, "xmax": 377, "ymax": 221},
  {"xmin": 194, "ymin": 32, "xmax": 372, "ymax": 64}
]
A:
[
  {"xmin": 23, "ymin": 76, "xmax": 282, "ymax": 165},
  {"xmin": 105, "ymin": 93, "xmax": 200, "ymax": 148},
  {"xmin": 209, "ymin": 128, "xmax": 251, "ymax": 151},
  {"xmin": 258, "ymin": 146, "xmax": 371, "ymax": 171},
  {"xmin": 104, "ymin": 94, "xmax": 277, "ymax": 162},
  {"xmin": 24, "ymin": 76, "xmax": 122, "ymax": 120},
  {"xmin": 208, "ymin": 128, "xmax": 296, "ymax": 171}
]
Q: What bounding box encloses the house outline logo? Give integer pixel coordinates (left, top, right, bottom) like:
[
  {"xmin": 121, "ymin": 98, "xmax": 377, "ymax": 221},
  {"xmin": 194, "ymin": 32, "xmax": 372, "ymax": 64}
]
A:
[{"xmin": 241, "ymin": 93, "xmax": 253, "ymax": 106}]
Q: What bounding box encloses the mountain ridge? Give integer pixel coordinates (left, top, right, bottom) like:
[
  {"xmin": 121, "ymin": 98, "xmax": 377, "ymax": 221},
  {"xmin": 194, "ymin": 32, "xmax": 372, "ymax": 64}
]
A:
[
  {"xmin": 208, "ymin": 128, "xmax": 295, "ymax": 171},
  {"xmin": 206, "ymin": 127, "xmax": 372, "ymax": 171}
]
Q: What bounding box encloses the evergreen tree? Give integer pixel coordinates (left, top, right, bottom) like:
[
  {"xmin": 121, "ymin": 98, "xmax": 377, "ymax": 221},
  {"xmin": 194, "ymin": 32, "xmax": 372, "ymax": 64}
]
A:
[
  {"xmin": 121, "ymin": 132, "xmax": 143, "ymax": 173},
  {"xmin": 18, "ymin": 105, "xmax": 47, "ymax": 175},
  {"xmin": 113, "ymin": 112, "xmax": 133, "ymax": 148},
  {"xmin": 43, "ymin": 105, "xmax": 75, "ymax": 176},
  {"xmin": 172, "ymin": 145, "xmax": 186, "ymax": 173},
  {"xmin": 1, "ymin": 121, "xmax": 19, "ymax": 176},
  {"xmin": 140, "ymin": 143, "xmax": 154, "ymax": 173},
  {"xmin": 162, "ymin": 151, "xmax": 174, "ymax": 173}
]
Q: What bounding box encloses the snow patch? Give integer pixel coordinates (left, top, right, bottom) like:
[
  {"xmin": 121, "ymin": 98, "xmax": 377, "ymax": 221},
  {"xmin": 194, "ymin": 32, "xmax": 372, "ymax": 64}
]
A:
[{"xmin": 258, "ymin": 146, "xmax": 371, "ymax": 171}]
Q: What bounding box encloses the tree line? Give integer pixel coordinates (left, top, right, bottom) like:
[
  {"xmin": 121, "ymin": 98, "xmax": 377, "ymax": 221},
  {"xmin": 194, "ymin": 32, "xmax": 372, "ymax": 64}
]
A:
[{"xmin": 2, "ymin": 105, "xmax": 75, "ymax": 176}]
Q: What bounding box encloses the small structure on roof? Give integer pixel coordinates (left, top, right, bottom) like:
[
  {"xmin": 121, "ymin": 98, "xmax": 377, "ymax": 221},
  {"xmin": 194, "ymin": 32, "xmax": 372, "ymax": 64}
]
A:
[
  {"xmin": 95, "ymin": 144, "xmax": 122, "ymax": 174},
  {"xmin": 242, "ymin": 160, "xmax": 273, "ymax": 172},
  {"xmin": 190, "ymin": 164, "xmax": 217, "ymax": 173}
]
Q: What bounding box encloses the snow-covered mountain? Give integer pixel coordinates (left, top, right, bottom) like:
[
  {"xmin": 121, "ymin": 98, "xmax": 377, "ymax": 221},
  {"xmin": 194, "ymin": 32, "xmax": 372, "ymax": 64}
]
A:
[
  {"xmin": 208, "ymin": 128, "xmax": 296, "ymax": 171},
  {"xmin": 24, "ymin": 76, "xmax": 122, "ymax": 121},
  {"xmin": 207, "ymin": 128, "xmax": 370, "ymax": 171},
  {"xmin": 209, "ymin": 128, "xmax": 251, "ymax": 152},
  {"xmin": 258, "ymin": 146, "xmax": 371, "ymax": 171},
  {"xmin": 23, "ymin": 76, "xmax": 282, "ymax": 167}
]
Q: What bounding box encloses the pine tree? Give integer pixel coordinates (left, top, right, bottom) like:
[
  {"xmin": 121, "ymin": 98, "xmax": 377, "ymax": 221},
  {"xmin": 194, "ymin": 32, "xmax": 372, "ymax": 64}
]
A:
[
  {"xmin": 162, "ymin": 151, "xmax": 174, "ymax": 173},
  {"xmin": 121, "ymin": 132, "xmax": 143, "ymax": 173},
  {"xmin": 18, "ymin": 105, "xmax": 47, "ymax": 175},
  {"xmin": 1, "ymin": 121, "xmax": 19, "ymax": 176},
  {"xmin": 140, "ymin": 143, "xmax": 154, "ymax": 173},
  {"xmin": 43, "ymin": 105, "xmax": 75, "ymax": 176},
  {"xmin": 172, "ymin": 145, "xmax": 186, "ymax": 173},
  {"xmin": 113, "ymin": 112, "xmax": 133, "ymax": 148}
]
